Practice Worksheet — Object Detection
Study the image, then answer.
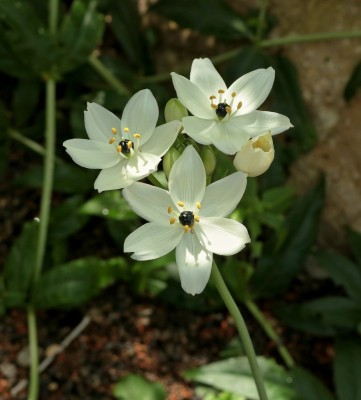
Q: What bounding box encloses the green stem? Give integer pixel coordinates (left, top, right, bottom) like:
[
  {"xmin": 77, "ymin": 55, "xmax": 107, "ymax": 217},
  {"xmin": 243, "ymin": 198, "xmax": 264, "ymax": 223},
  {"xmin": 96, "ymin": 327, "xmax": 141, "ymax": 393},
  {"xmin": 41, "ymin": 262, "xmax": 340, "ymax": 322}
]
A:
[
  {"xmin": 244, "ymin": 300, "xmax": 295, "ymax": 369},
  {"xmin": 27, "ymin": 306, "xmax": 39, "ymax": 400},
  {"xmin": 256, "ymin": 0, "xmax": 269, "ymax": 43},
  {"xmin": 211, "ymin": 262, "xmax": 268, "ymax": 400},
  {"xmin": 88, "ymin": 55, "xmax": 130, "ymax": 95},
  {"xmin": 49, "ymin": 0, "xmax": 58, "ymax": 35}
]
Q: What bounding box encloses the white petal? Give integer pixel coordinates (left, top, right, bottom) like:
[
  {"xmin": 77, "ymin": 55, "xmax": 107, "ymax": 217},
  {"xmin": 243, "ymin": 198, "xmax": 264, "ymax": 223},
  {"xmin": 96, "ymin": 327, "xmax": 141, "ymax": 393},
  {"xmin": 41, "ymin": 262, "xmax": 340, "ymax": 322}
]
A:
[
  {"xmin": 201, "ymin": 172, "xmax": 247, "ymax": 217},
  {"xmin": 227, "ymin": 68, "xmax": 275, "ymax": 115},
  {"xmin": 121, "ymin": 89, "xmax": 159, "ymax": 145},
  {"xmin": 190, "ymin": 58, "xmax": 227, "ymax": 98},
  {"xmin": 94, "ymin": 161, "xmax": 133, "ymax": 192},
  {"xmin": 240, "ymin": 110, "xmax": 293, "ymax": 137},
  {"xmin": 124, "ymin": 222, "xmax": 183, "ymax": 260},
  {"xmin": 86, "ymin": 102, "xmax": 122, "ymax": 142},
  {"xmin": 123, "ymin": 182, "xmax": 175, "ymax": 224},
  {"xmin": 63, "ymin": 139, "xmax": 119, "ymax": 169},
  {"xmin": 171, "ymin": 73, "xmax": 215, "ymax": 119},
  {"xmin": 176, "ymin": 233, "xmax": 213, "ymax": 295},
  {"xmin": 141, "ymin": 120, "xmax": 181, "ymax": 157},
  {"xmin": 126, "ymin": 152, "xmax": 161, "ymax": 179},
  {"xmin": 168, "ymin": 146, "xmax": 206, "ymax": 211},
  {"xmin": 182, "ymin": 116, "xmax": 215, "ymax": 145},
  {"xmin": 195, "ymin": 217, "xmax": 250, "ymax": 255}
]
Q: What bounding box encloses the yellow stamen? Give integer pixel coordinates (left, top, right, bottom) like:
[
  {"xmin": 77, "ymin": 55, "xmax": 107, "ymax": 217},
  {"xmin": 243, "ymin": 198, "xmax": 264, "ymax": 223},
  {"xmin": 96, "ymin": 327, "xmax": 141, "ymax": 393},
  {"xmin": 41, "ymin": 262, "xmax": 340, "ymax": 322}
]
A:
[
  {"xmin": 218, "ymin": 89, "xmax": 225, "ymax": 94},
  {"xmin": 231, "ymin": 92, "xmax": 236, "ymax": 97},
  {"xmin": 211, "ymin": 104, "xmax": 217, "ymax": 109},
  {"xmin": 116, "ymin": 145, "xmax": 122, "ymax": 153},
  {"xmin": 109, "ymin": 137, "xmax": 116, "ymax": 144},
  {"xmin": 196, "ymin": 201, "xmax": 201, "ymax": 209},
  {"xmin": 127, "ymin": 141, "xmax": 133, "ymax": 149},
  {"xmin": 170, "ymin": 217, "xmax": 177, "ymax": 225},
  {"xmin": 184, "ymin": 225, "xmax": 190, "ymax": 233},
  {"xmin": 237, "ymin": 101, "xmax": 242, "ymax": 109},
  {"xmin": 194, "ymin": 215, "xmax": 200, "ymax": 222},
  {"xmin": 167, "ymin": 206, "xmax": 172, "ymax": 214},
  {"xmin": 124, "ymin": 127, "xmax": 129, "ymax": 133},
  {"xmin": 111, "ymin": 127, "xmax": 117, "ymax": 135},
  {"xmin": 209, "ymin": 95, "xmax": 216, "ymax": 100},
  {"xmin": 133, "ymin": 133, "xmax": 141, "ymax": 139},
  {"xmin": 225, "ymin": 106, "xmax": 232, "ymax": 114},
  {"xmin": 178, "ymin": 201, "xmax": 184, "ymax": 207}
]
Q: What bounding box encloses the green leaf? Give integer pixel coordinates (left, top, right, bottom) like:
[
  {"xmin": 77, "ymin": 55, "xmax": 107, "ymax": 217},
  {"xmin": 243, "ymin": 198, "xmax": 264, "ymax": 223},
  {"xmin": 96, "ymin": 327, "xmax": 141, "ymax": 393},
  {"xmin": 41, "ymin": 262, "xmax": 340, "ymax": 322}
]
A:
[
  {"xmin": 12, "ymin": 79, "xmax": 41, "ymax": 127},
  {"xmin": 277, "ymin": 297, "xmax": 361, "ymax": 336},
  {"xmin": 344, "ymin": 61, "xmax": 361, "ymax": 101},
  {"xmin": 348, "ymin": 229, "xmax": 361, "ymax": 268},
  {"xmin": 251, "ymin": 181, "xmax": 325, "ymax": 297},
  {"xmin": 0, "ymin": 100, "xmax": 9, "ymax": 172},
  {"xmin": 3, "ymin": 220, "xmax": 39, "ymax": 307},
  {"xmin": 151, "ymin": 0, "xmax": 248, "ymax": 40},
  {"xmin": 334, "ymin": 337, "xmax": 361, "ymax": 400},
  {"xmin": 80, "ymin": 191, "xmax": 137, "ymax": 221},
  {"xmin": 318, "ymin": 251, "xmax": 361, "ymax": 303},
  {"xmin": 57, "ymin": 0, "xmax": 105, "ymax": 74},
  {"xmin": 113, "ymin": 374, "xmax": 166, "ymax": 400},
  {"xmin": 262, "ymin": 186, "xmax": 295, "ymax": 214},
  {"xmin": 291, "ymin": 366, "xmax": 336, "ymax": 400},
  {"xmin": 184, "ymin": 357, "xmax": 297, "ymax": 400}
]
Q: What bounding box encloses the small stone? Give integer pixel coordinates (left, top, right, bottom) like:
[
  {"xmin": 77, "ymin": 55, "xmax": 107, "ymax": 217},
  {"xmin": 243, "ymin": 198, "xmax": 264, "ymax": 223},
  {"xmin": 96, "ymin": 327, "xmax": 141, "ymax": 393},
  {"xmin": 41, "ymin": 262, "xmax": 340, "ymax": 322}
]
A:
[
  {"xmin": 17, "ymin": 346, "xmax": 30, "ymax": 367},
  {"xmin": 0, "ymin": 362, "xmax": 17, "ymax": 381}
]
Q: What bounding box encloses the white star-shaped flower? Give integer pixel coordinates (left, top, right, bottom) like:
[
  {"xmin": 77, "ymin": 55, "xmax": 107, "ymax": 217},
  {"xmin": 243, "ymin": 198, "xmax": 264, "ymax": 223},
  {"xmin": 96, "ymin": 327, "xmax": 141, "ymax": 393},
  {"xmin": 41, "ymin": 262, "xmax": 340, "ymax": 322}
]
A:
[
  {"xmin": 63, "ymin": 89, "xmax": 181, "ymax": 192},
  {"xmin": 123, "ymin": 146, "xmax": 250, "ymax": 295},
  {"xmin": 171, "ymin": 58, "xmax": 293, "ymax": 155}
]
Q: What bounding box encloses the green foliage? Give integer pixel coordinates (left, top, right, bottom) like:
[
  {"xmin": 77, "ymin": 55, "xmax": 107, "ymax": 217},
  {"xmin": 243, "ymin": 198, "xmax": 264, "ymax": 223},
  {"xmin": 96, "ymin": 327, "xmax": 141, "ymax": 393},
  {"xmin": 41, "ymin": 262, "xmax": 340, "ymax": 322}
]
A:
[
  {"xmin": 113, "ymin": 374, "xmax": 166, "ymax": 400},
  {"xmin": 344, "ymin": 61, "xmax": 361, "ymax": 101}
]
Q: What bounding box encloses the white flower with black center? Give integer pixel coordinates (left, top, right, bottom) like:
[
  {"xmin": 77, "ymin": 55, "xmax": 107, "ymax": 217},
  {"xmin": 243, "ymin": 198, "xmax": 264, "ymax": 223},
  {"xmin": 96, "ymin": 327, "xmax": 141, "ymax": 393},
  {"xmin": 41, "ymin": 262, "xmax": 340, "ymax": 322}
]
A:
[
  {"xmin": 171, "ymin": 58, "xmax": 293, "ymax": 155},
  {"xmin": 63, "ymin": 89, "xmax": 181, "ymax": 192},
  {"xmin": 123, "ymin": 146, "xmax": 250, "ymax": 295}
]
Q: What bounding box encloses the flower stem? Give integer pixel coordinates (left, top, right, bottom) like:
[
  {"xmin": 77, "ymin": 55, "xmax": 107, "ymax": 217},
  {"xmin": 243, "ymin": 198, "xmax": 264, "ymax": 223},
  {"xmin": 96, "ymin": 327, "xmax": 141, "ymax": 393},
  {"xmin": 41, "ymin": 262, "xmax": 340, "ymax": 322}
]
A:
[
  {"xmin": 88, "ymin": 55, "xmax": 131, "ymax": 95},
  {"xmin": 256, "ymin": 0, "xmax": 269, "ymax": 43},
  {"xmin": 211, "ymin": 262, "xmax": 268, "ymax": 400},
  {"xmin": 27, "ymin": 306, "xmax": 39, "ymax": 400},
  {"xmin": 244, "ymin": 299, "xmax": 295, "ymax": 369}
]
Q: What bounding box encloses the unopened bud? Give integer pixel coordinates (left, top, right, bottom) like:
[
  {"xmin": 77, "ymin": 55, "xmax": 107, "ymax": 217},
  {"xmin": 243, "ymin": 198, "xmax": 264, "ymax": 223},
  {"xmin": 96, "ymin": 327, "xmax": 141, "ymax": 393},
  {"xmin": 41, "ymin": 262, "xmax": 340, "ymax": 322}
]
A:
[
  {"xmin": 200, "ymin": 146, "xmax": 216, "ymax": 176},
  {"xmin": 163, "ymin": 147, "xmax": 181, "ymax": 178},
  {"xmin": 233, "ymin": 132, "xmax": 274, "ymax": 177},
  {"xmin": 164, "ymin": 98, "xmax": 188, "ymax": 123}
]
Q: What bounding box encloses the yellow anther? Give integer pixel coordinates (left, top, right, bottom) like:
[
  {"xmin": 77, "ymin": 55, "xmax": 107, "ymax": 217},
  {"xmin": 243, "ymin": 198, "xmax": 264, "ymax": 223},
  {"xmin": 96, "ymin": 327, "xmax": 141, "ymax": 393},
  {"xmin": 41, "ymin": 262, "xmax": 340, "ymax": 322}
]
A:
[
  {"xmin": 225, "ymin": 106, "xmax": 232, "ymax": 114},
  {"xmin": 196, "ymin": 201, "xmax": 201, "ymax": 209},
  {"xmin": 184, "ymin": 225, "xmax": 190, "ymax": 233},
  {"xmin": 170, "ymin": 217, "xmax": 177, "ymax": 225},
  {"xmin": 167, "ymin": 206, "xmax": 172, "ymax": 214},
  {"xmin": 194, "ymin": 215, "xmax": 200, "ymax": 222},
  {"xmin": 116, "ymin": 145, "xmax": 122, "ymax": 152},
  {"xmin": 178, "ymin": 201, "xmax": 184, "ymax": 207},
  {"xmin": 109, "ymin": 137, "xmax": 116, "ymax": 144},
  {"xmin": 231, "ymin": 92, "xmax": 236, "ymax": 97},
  {"xmin": 127, "ymin": 141, "xmax": 133, "ymax": 149},
  {"xmin": 237, "ymin": 101, "xmax": 242, "ymax": 109},
  {"xmin": 218, "ymin": 89, "xmax": 225, "ymax": 94},
  {"xmin": 211, "ymin": 104, "xmax": 217, "ymax": 109},
  {"xmin": 209, "ymin": 95, "xmax": 216, "ymax": 100},
  {"xmin": 133, "ymin": 133, "xmax": 141, "ymax": 139},
  {"xmin": 124, "ymin": 127, "xmax": 129, "ymax": 133},
  {"xmin": 111, "ymin": 127, "xmax": 117, "ymax": 134}
]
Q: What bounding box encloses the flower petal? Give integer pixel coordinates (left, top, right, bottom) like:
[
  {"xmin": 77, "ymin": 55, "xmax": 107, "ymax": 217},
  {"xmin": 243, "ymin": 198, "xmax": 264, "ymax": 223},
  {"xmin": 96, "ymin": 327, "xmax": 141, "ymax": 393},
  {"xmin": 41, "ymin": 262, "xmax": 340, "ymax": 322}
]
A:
[
  {"xmin": 190, "ymin": 58, "xmax": 226, "ymax": 98},
  {"xmin": 168, "ymin": 146, "xmax": 206, "ymax": 211},
  {"xmin": 182, "ymin": 116, "xmax": 215, "ymax": 145},
  {"xmin": 239, "ymin": 110, "xmax": 293, "ymax": 137},
  {"xmin": 121, "ymin": 89, "xmax": 159, "ymax": 145},
  {"xmin": 94, "ymin": 161, "xmax": 133, "ymax": 192},
  {"xmin": 195, "ymin": 217, "xmax": 250, "ymax": 255},
  {"xmin": 123, "ymin": 182, "xmax": 175, "ymax": 224},
  {"xmin": 176, "ymin": 233, "xmax": 213, "ymax": 295},
  {"xmin": 124, "ymin": 222, "xmax": 183, "ymax": 261},
  {"xmin": 171, "ymin": 73, "xmax": 215, "ymax": 119},
  {"xmin": 141, "ymin": 120, "xmax": 181, "ymax": 157},
  {"xmin": 63, "ymin": 139, "xmax": 119, "ymax": 169},
  {"xmin": 126, "ymin": 152, "xmax": 161, "ymax": 180},
  {"xmin": 85, "ymin": 102, "xmax": 122, "ymax": 142},
  {"xmin": 201, "ymin": 172, "xmax": 247, "ymax": 218},
  {"xmin": 227, "ymin": 68, "xmax": 275, "ymax": 115}
]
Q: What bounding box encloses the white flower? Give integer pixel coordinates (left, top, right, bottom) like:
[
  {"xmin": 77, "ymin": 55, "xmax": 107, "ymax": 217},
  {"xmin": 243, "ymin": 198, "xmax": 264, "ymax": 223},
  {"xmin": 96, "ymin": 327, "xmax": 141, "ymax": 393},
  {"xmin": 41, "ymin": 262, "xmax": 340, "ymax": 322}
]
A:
[
  {"xmin": 233, "ymin": 131, "xmax": 275, "ymax": 177},
  {"xmin": 63, "ymin": 89, "xmax": 181, "ymax": 192},
  {"xmin": 123, "ymin": 146, "xmax": 250, "ymax": 295},
  {"xmin": 171, "ymin": 58, "xmax": 293, "ymax": 155}
]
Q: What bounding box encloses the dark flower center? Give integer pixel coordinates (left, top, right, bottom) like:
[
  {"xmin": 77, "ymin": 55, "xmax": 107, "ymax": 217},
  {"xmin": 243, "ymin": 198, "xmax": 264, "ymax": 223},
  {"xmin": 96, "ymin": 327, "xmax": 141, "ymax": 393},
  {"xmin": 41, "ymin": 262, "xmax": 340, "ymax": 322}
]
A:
[
  {"xmin": 216, "ymin": 102, "xmax": 230, "ymax": 119},
  {"xmin": 179, "ymin": 211, "xmax": 194, "ymax": 227},
  {"xmin": 119, "ymin": 139, "xmax": 134, "ymax": 154}
]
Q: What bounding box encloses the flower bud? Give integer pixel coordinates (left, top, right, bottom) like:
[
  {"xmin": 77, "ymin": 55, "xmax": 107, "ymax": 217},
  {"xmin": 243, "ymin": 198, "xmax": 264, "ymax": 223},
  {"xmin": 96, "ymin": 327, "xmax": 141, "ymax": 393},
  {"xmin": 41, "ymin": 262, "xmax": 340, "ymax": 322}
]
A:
[
  {"xmin": 233, "ymin": 132, "xmax": 274, "ymax": 177},
  {"xmin": 163, "ymin": 147, "xmax": 181, "ymax": 179},
  {"xmin": 164, "ymin": 98, "xmax": 188, "ymax": 123},
  {"xmin": 200, "ymin": 145, "xmax": 216, "ymax": 176}
]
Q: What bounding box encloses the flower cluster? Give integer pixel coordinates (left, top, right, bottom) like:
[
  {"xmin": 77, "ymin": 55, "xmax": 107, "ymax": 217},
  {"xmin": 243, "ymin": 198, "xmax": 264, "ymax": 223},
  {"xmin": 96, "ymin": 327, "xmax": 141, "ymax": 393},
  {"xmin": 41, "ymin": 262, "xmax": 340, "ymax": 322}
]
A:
[{"xmin": 63, "ymin": 58, "xmax": 292, "ymax": 295}]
